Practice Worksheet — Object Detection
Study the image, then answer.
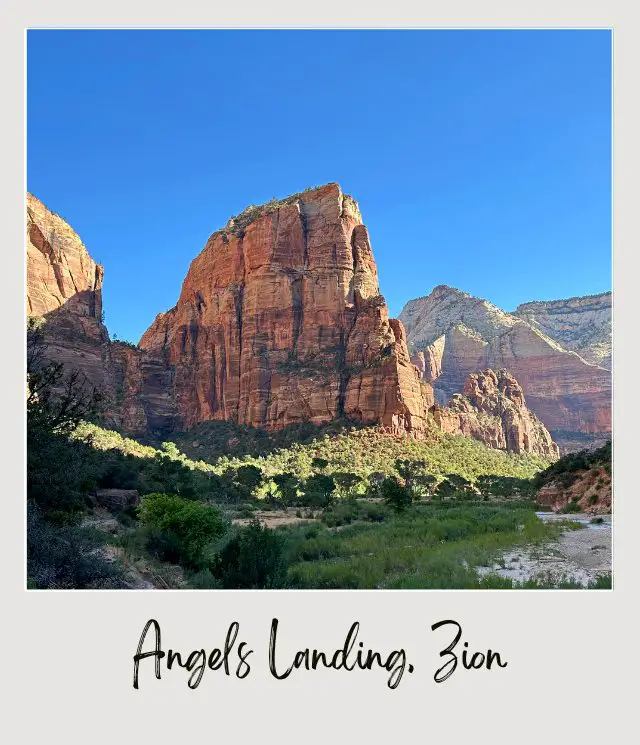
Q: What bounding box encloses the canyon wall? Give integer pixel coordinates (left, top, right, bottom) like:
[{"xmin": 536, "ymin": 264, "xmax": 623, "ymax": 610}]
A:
[
  {"xmin": 514, "ymin": 292, "xmax": 611, "ymax": 370},
  {"xmin": 27, "ymin": 193, "xmax": 179, "ymax": 436},
  {"xmin": 399, "ymin": 286, "xmax": 611, "ymax": 451}
]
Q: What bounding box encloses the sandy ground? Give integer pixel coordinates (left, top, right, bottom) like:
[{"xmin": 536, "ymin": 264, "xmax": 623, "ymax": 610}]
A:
[
  {"xmin": 232, "ymin": 509, "xmax": 318, "ymax": 528},
  {"xmin": 476, "ymin": 513, "xmax": 611, "ymax": 587}
]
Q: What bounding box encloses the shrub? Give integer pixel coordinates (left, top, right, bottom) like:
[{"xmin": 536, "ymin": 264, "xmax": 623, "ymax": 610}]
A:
[
  {"xmin": 27, "ymin": 502, "xmax": 125, "ymax": 589},
  {"xmin": 214, "ymin": 519, "xmax": 287, "ymax": 588},
  {"xmin": 188, "ymin": 569, "xmax": 223, "ymax": 589},
  {"xmin": 311, "ymin": 457, "xmax": 329, "ymax": 472},
  {"xmin": 560, "ymin": 499, "xmax": 582, "ymax": 514},
  {"xmin": 138, "ymin": 493, "xmax": 227, "ymax": 568}
]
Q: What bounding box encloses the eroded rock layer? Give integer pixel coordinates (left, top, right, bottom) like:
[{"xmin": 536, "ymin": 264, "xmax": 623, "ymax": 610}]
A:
[{"xmin": 430, "ymin": 369, "xmax": 559, "ymax": 458}]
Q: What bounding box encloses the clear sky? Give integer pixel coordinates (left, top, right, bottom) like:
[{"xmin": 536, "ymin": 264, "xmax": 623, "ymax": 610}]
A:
[{"xmin": 27, "ymin": 30, "xmax": 611, "ymax": 344}]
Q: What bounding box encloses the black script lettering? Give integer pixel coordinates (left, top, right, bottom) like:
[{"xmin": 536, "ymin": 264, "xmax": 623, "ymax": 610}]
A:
[
  {"xmin": 133, "ymin": 619, "xmax": 165, "ymax": 689},
  {"xmin": 431, "ymin": 621, "xmax": 508, "ymax": 682}
]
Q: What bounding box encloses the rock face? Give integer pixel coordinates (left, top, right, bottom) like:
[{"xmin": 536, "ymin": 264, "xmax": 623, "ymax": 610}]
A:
[
  {"xmin": 399, "ymin": 286, "xmax": 611, "ymax": 451},
  {"xmin": 140, "ymin": 184, "xmax": 433, "ymax": 435},
  {"xmin": 27, "ymin": 193, "xmax": 180, "ymax": 436},
  {"xmin": 514, "ymin": 292, "xmax": 612, "ymax": 370},
  {"xmin": 430, "ymin": 369, "xmax": 559, "ymax": 457}
]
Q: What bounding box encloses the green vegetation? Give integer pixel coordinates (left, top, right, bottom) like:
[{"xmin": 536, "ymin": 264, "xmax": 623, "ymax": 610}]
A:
[
  {"xmin": 27, "ymin": 317, "xmax": 609, "ymax": 590},
  {"xmin": 279, "ymin": 503, "xmax": 593, "ymax": 589},
  {"xmin": 138, "ymin": 493, "xmax": 227, "ymax": 568},
  {"xmin": 223, "ymin": 184, "xmax": 344, "ymax": 237}
]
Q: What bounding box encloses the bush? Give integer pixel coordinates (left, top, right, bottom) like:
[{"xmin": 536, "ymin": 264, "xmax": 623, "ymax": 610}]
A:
[
  {"xmin": 138, "ymin": 493, "xmax": 227, "ymax": 568},
  {"xmin": 188, "ymin": 568, "xmax": 223, "ymax": 589},
  {"xmin": 560, "ymin": 499, "xmax": 582, "ymax": 514},
  {"xmin": 27, "ymin": 502, "xmax": 125, "ymax": 588},
  {"xmin": 214, "ymin": 519, "xmax": 287, "ymax": 588}
]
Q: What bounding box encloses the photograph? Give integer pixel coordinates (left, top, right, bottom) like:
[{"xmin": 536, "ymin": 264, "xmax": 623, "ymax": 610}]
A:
[{"xmin": 26, "ymin": 28, "xmax": 612, "ymax": 590}]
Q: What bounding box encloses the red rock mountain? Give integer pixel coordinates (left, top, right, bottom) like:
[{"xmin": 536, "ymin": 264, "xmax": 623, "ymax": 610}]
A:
[
  {"xmin": 26, "ymin": 186, "xmax": 567, "ymax": 459},
  {"xmin": 431, "ymin": 369, "xmax": 559, "ymax": 458},
  {"xmin": 139, "ymin": 184, "xmax": 432, "ymax": 435},
  {"xmin": 399, "ymin": 286, "xmax": 611, "ymax": 452}
]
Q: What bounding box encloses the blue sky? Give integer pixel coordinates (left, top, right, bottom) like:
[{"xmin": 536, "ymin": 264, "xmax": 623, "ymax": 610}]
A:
[{"xmin": 27, "ymin": 30, "xmax": 611, "ymax": 344}]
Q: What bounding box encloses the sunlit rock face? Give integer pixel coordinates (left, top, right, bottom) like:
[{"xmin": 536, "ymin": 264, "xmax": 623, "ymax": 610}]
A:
[
  {"xmin": 400, "ymin": 286, "xmax": 611, "ymax": 452},
  {"xmin": 139, "ymin": 183, "xmax": 433, "ymax": 435},
  {"xmin": 27, "ymin": 193, "xmax": 179, "ymax": 436},
  {"xmin": 28, "ymin": 186, "xmax": 434, "ymax": 438}
]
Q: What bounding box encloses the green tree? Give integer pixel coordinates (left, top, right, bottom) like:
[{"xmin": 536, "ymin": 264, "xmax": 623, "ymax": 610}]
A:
[
  {"xmin": 273, "ymin": 472, "xmax": 300, "ymax": 505},
  {"xmin": 381, "ymin": 476, "xmax": 412, "ymax": 512},
  {"xmin": 311, "ymin": 457, "xmax": 329, "ymax": 472},
  {"xmin": 332, "ymin": 472, "xmax": 363, "ymax": 498},
  {"xmin": 302, "ymin": 473, "xmax": 336, "ymax": 508}
]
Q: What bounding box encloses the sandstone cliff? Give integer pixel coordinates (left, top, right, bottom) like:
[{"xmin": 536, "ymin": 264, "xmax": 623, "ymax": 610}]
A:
[
  {"xmin": 27, "ymin": 193, "xmax": 179, "ymax": 436},
  {"xmin": 430, "ymin": 369, "xmax": 559, "ymax": 458},
  {"xmin": 139, "ymin": 184, "xmax": 433, "ymax": 435},
  {"xmin": 399, "ymin": 286, "xmax": 611, "ymax": 451}
]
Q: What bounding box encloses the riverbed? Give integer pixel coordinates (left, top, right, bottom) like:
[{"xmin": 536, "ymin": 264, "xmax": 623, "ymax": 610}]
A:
[{"xmin": 476, "ymin": 512, "xmax": 612, "ymax": 587}]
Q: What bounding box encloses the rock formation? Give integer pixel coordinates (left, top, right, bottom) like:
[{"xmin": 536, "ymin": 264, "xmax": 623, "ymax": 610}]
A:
[
  {"xmin": 27, "ymin": 193, "xmax": 179, "ymax": 436},
  {"xmin": 27, "ymin": 186, "xmax": 433, "ymax": 439},
  {"xmin": 430, "ymin": 369, "xmax": 559, "ymax": 457},
  {"xmin": 139, "ymin": 183, "xmax": 433, "ymax": 435},
  {"xmin": 399, "ymin": 286, "xmax": 611, "ymax": 451},
  {"xmin": 535, "ymin": 442, "xmax": 612, "ymax": 513}
]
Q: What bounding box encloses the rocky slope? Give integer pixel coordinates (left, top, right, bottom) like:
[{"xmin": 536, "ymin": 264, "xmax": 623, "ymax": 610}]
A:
[
  {"xmin": 430, "ymin": 369, "xmax": 559, "ymax": 457},
  {"xmin": 399, "ymin": 286, "xmax": 611, "ymax": 450},
  {"xmin": 139, "ymin": 184, "xmax": 433, "ymax": 435},
  {"xmin": 534, "ymin": 441, "xmax": 611, "ymax": 513},
  {"xmin": 514, "ymin": 292, "xmax": 611, "ymax": 369},
  {"xmin": 27, "ymin": 193, "xmax": 179, "ymax": 436}
]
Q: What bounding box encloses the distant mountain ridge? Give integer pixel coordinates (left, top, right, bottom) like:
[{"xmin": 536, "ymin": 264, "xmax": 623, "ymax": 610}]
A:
[
  {"xmin": 399, "ymin": 286, "xmax": 611, "ymax": 452},
  {"xmin": 514, "ymin": 292, "xmax": 611, "ymax": 369}
]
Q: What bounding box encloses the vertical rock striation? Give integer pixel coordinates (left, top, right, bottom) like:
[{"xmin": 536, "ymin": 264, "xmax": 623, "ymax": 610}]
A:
[{"xmin": 139, "ymin": 184, "xmax": 433, "ymax": 435}]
